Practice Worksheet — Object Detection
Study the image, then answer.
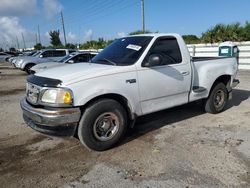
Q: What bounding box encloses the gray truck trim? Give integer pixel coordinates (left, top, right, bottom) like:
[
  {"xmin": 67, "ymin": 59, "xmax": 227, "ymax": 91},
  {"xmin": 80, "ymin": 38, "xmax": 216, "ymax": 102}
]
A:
[{"xmin": 20, "ymin": 99, "xmax": 81, "ymax": 136}]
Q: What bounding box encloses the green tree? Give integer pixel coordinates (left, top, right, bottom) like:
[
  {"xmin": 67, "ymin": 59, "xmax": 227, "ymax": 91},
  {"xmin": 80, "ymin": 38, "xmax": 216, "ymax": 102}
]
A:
[
  {"xmin": 79, "ymin": 38, "xmax": 113, "ymax": 50},
  {"xmin": 49, "ymin": 30, "xmax": 62, "ymax": 47},
  {"xmin": 65, "ymin": 43, "xmax": 77, "ymax": 49},
  {"xmin": 240, "ymin": 21, "xmax": 250, "ymax": 41},
  {"xmin": 0, "ymin": 48, "xmax": 4, "ymax": 52},
  {"xmin": 34, "ymin": 43, "xmax": 43, "ymax": 50},
  {"xmin": 182, "ymin": 35, "xmax": 201, "ymax": 44},
  {"xmin": 9, "ymin": 47, "xmax": 16, "ymax": 52},
  {"xmin": 201, "ymin": 23, "xmax": 246, "ymax": 43}
]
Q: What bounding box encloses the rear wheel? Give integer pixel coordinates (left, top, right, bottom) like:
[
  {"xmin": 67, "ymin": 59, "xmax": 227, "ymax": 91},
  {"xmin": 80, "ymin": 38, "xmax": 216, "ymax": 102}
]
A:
[
  {"xmin": 204, "ymin": 82, "xmax": 228, "ymax": 114},
  {"xmin": 78, "ymin": 99, "xmax": 128, "ymax": 151}
]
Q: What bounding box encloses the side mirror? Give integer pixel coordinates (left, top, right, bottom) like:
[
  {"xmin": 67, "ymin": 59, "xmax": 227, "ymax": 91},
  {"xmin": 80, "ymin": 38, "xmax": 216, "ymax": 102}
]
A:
[
  {"xmin": 67, "ymin": 60, "xmax": 74, "ymax": 64},
  {"xmin": 39, "ymin": 55, "xmax": 43, "ymax": 58},
  {"xmin": 144, "ymin": 54, "xmax": 162, "ymax": 67}
]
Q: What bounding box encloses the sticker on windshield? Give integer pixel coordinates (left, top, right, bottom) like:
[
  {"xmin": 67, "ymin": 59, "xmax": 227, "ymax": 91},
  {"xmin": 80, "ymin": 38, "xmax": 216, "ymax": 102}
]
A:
[{"xmin": 126, "ymin": 44, "xmax": 142, "ymax": 51}]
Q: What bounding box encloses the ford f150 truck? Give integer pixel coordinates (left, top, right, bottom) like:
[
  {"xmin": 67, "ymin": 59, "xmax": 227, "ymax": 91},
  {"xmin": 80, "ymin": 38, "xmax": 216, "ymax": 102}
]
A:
[{"xmin": 20, "ymin": 33, "xmax": 239, "ymax": 151}]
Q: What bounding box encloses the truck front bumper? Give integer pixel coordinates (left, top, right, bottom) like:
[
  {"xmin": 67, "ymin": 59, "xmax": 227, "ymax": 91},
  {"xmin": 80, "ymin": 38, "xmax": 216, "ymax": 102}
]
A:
[{"xmin": 20, "ymin": 99, "xmax": 81, "ymax": 136}]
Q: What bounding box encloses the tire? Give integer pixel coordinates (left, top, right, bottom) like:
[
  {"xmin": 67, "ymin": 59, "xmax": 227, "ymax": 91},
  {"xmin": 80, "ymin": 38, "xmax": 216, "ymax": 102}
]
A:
[
  {"xmin": 78, "ymin": 99, "xmax": 128, "ymax": 151},
  {"xmin": 25, "ymin": 63, "xmax": 35, "ymax": 74},
  {"xmin": 204, "ymin": 82, "xmax": 228, "ymax": 114}
]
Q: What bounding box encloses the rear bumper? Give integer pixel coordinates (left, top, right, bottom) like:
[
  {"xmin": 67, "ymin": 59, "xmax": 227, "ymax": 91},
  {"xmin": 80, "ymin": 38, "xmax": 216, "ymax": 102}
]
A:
[{"xmin": 20, "ymin": 99, "xmax": 81, "ymax": 136}]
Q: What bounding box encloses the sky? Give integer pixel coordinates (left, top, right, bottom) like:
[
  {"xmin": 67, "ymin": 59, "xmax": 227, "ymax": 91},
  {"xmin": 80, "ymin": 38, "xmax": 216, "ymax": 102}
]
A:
[{"xmin": 1, "ymin": 0, "xmax": 250, "ymax": 49}]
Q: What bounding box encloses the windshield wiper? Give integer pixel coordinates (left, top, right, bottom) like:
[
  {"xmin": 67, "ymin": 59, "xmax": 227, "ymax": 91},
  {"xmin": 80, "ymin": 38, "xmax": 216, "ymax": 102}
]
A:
[{"xmin": 96, "ymin": 58, "xmax": 117, "ymax": 65}]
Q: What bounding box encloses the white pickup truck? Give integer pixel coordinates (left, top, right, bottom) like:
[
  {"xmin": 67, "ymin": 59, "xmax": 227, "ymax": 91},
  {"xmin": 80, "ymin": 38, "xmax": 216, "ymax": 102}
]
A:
[{"xmin": 21, "ymin": 33, "xmax": 239, "ymax": 151}]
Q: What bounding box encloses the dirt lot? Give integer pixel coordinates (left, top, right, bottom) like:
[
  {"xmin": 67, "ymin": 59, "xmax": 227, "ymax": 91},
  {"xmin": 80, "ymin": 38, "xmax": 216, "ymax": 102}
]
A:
[{"xmin": 0, "ymin": 61, "xmax": 250, "ymax": 188}]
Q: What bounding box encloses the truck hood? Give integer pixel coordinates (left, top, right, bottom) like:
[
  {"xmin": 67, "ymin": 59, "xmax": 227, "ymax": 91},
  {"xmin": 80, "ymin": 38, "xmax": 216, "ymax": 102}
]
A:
[{"xmin": 35, "ymin": 63, "xmax": 132, "ymax": 85}]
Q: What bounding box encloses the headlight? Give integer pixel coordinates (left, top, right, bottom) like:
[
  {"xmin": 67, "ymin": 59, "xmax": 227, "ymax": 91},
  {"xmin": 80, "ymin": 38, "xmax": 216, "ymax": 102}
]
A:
[{"xmin": 41, "ymin": 88, "xmax": 73, "ymax": 105}]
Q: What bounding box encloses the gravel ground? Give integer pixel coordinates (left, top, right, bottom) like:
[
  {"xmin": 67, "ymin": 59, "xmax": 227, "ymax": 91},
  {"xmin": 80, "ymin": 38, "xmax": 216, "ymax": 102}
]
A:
[{"xmin": 0, "ymin": 61, "xmax": 250, "ymax": 188}]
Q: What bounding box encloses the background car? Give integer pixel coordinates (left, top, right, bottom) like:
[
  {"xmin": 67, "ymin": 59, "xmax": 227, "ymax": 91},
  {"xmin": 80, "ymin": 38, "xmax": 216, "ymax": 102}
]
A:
[
  {"xmin": 30, "ymin": 51, "xmax": 98, "ymax": 74},
  {"xmin": 14, "ymin": 49, "xmax": 76, "ymax": 74},
  {"xmin": 0, "ymin": 52, "xmax": 13, "ymax": 62}
]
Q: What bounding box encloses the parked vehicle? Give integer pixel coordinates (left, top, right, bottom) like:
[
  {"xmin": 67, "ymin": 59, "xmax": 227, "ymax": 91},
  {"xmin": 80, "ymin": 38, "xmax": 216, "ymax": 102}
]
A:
[
  {"xmin": 7, "ymin": 51, "xmax": 32, "ymax": 63},
  {"xmin": 30, "ymin": 51, "xmax": 98, "ymax": 74},
  {"xmin": 0, "ymin": 52, "xmax": 13, "ymax": 62},
  {"xmin": 9, "ymin": 51, "xmax": 38, "ymax": 66},
  {"xmin": 15, "ymin": 49, "xmax": 76, "ymax": 74},
  {"xmin": 21, "ymin": 33, "xmax": 239, "ymax": 151}
]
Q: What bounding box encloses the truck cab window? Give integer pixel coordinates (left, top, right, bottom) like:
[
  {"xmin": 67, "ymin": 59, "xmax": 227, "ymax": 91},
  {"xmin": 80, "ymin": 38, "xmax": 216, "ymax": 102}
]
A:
[
  {"xmin": 144, "ymin": 37, "xmax": 182, "ymax": 67},
  {"xmin": 72, "ymin": 54, "xmax": 89, "ymax": 63},
  {"xmin": 41, "ymin": 51, "xmax": 53, "ymax": 58},
  {"xmin": 53, "ymin": 50, "xmax": 66, "ymax": 57}
]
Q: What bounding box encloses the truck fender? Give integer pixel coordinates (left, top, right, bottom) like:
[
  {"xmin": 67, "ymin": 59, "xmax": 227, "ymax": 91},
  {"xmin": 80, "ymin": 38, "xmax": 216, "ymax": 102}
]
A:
[{"xmin": 78, "ymin": 91, "xmax": 138, "ymax": 121}]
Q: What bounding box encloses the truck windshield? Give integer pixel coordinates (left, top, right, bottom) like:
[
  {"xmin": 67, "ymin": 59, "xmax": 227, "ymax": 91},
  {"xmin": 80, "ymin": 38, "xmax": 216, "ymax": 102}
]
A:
[
  {"xmin": 91, "ymin": 36, "xmax": 153, "ymax": 66},
  {"xmin": 32, "ymin": 51, "xmax": 41, "ymax": 57}
]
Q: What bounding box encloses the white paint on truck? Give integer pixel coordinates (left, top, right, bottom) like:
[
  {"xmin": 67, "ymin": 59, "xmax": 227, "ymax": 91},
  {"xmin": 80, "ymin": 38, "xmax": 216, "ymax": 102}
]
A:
[{"xmin": 21, "ymin": 33, "xmax": 239, "ymax": 151}]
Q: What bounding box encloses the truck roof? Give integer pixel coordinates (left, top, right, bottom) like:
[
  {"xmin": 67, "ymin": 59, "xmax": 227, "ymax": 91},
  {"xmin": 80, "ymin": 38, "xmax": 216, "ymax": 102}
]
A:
[{"xmin": 130, "ymin": 33, "xmax": 181, "ymax": 38}]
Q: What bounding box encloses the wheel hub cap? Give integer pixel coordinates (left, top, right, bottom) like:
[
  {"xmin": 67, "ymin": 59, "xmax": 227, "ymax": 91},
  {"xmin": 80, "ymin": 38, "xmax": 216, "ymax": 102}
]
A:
[
  {"xmin": 93, "ymin": 112, "xmax": 120, "ymax": 141},
  {"xmin": 214, "ymin": 90, "xmax": 225, "ymax": 108}
]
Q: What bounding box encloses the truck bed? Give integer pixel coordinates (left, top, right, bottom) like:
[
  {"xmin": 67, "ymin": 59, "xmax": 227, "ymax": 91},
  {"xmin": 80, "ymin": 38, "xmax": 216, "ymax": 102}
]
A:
[
  {"xmin": 189, "ymin": 56, "xmax": 237, "ymax": 102},
  {"xmin": 192, "ymin": 56, "xmax": 231, "ymax": 62}
]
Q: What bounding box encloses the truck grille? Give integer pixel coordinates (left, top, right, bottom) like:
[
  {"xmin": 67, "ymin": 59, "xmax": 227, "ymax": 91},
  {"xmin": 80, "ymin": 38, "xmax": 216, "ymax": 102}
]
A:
[{"xmin": 26, "ymin": 83, "xmax": 41, "ymax": 105}]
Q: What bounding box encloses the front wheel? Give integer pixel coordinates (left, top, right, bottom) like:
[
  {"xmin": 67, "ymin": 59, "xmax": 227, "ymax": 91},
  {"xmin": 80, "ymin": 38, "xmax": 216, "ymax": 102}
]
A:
[
  {"xmin": 24, "ymin": 63, "xmax": 35, "ymax": 74},
  {"xmin": 78, "ymin": 99, "xmax": 128, "ymax": 151},
  {"xmin": 204, "ymin": 82, "xmax": 228, "ymax": 114}
]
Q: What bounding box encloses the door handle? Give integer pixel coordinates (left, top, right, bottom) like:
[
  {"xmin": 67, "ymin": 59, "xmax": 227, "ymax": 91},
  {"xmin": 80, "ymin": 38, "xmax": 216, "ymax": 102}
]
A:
[{"xmin": 181, "ymin": 71, "xmax": 190, "ymax": 76}]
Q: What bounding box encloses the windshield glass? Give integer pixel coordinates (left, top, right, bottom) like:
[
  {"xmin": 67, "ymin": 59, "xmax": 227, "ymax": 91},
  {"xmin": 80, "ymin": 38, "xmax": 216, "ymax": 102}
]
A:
[
  {"xmin": 32, "ymin": 51, "xmax": 42, "ymax": 57},
  {"xmin": 58, "ymin": 54, "xmax": 74, "ymax": 63},
  {"xmin": 91, "ymin": 36, "xmax": 153, "ymax": 66}
]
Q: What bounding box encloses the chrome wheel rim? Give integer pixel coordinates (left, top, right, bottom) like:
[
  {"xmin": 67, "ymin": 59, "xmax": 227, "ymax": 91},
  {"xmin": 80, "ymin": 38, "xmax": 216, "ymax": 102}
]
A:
[
  {"xmin": 93, "ymin": 112, "xmax": 120, "ymax": 141},
  {"xmin": 214, "ymin": 89, "xmax": 225, "ymax": 109}
]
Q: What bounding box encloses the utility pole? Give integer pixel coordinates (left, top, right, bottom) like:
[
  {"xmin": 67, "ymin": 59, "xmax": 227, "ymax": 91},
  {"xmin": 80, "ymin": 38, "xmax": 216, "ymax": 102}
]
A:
[
  {"xmin": 141, "ymin": 0, "xmax": 145, "ymax": 33},
  {"xmin": 61, "ymin": 11, "xmax": 67, "ymax": 45},
  {"xmin": 21, "ymin": 33, "xmax": 26, "ymax": 50},
  {"xmin": 38, "ymin": 25, "xmax": 41, "ymax": 44},
  {"xmin": 35, "ymin": 33, "xmax": 38, "ymax": 44},
  {"xmin": 16, "ymin": 36, "xmax": 20, "ymax": 50}
]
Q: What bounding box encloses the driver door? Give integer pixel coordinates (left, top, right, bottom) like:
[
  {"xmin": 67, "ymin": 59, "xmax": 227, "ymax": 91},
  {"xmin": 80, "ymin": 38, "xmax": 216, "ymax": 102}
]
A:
[{"xmin": 137, "ymin": 37, "xmax": 192, "ymax": 115}]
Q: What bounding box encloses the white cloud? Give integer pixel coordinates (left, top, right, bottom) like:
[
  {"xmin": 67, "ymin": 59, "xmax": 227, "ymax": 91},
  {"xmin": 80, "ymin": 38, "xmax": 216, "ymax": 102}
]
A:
[
  {"xmin": 0, "ymin": 17, "xmax": 35, "ymax": 49},
  {"xmin": 60, "ymin": 31, "xmax": 77, "ymax": 44},
  {"xmin": 84, "ymin": 29, "xmax": 93, "ymax": 41},
  {"xmin": 67, "ymin": 32, "xmax": 77, "ymax": 43},
  {"xmin": 0, "ymin": 0, "xmax": 37, "ymax": 16},
  {"xmin": 43, "ymin": 0, "xmax": 63, "ymax": 21},
  {"xmin": 117, "ymin": 32, "xmax": 126, "ymax": 38}
]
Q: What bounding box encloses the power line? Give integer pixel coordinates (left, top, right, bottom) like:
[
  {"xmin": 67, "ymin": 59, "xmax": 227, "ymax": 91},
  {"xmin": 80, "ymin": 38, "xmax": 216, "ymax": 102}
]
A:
[
  {"xmin": 80, "ymin": 2, "xmax": 137, "ymax": 26},
  {"xmin": 64, "ymin": 0, "xmax": 117, "ymax": 22},
  {"xmin": 65, "ymin": 1, "xmax": 137, "ymax": 29},
  {"xmin": 64, "ymin": 0, "xmax": 129, "ymax": 26}
]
